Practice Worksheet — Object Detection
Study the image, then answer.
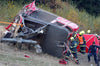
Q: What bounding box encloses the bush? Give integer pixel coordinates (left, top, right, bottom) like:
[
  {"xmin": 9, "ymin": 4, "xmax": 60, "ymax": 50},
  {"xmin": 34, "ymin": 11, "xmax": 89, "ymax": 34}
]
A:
[
  {"xmin": 0, "ymin": 0, "xmax": 100, "ymax": 34},
  {"xmin": 0, "ymin": 1, "xmax": 23, "ymax": 22}
]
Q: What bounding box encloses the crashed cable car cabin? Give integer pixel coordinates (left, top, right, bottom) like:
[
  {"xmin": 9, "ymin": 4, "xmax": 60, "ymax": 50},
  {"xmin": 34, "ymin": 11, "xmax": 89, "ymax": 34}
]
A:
[
  {"xmin": 1, "ymin": 1, "xmax": 79, "ymax": 58},
  {"xmin": 24, "ymin": 9, "xmax": 79, "ymax": 57}
]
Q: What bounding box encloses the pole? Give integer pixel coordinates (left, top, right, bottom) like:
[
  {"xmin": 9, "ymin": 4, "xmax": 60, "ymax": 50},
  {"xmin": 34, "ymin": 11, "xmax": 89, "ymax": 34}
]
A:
[{"xmin": 0, "ymin": 21, "xmax": 23, "ymax": 26}]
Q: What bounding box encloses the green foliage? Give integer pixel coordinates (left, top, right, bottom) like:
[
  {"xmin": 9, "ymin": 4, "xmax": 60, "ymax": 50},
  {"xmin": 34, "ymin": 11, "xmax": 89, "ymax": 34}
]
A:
[
  {"xmin": 0, "ymin": 0, "xmax": 100, "ymax": 34},
  {"xmin": 69, "ymin": 0, "xmax": 100, "ymax": 17},
  {"xmin": 38, "ymin": 1, "xmax": 100, "ymax": 34},
  {"xmin": 0, "ymin": 1, "xmax": 23, "ymax": 22}
]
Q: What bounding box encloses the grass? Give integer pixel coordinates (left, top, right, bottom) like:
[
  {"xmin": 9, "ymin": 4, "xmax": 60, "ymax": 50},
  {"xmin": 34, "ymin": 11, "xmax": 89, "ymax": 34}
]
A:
[
  {"xmin": 0, "ymin": 1, "xmax": 23, "ymax": 22},
  {"xmin": 0, "ymin": 54, "xmax": 26, "ymax": 62},
  {"xmin": 0, "ymin": 0, "xmax": 100, "ymax": 34},
  {"xmin": 0, "ymin": 53, "xmax": 61, "ymax": 66}
]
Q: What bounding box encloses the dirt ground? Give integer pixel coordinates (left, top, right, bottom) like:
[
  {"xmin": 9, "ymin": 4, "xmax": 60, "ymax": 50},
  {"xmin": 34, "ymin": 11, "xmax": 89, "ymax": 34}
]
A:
[{"xmin": 0, "ymin": 25, "xmax": 97, "ymax": 66}]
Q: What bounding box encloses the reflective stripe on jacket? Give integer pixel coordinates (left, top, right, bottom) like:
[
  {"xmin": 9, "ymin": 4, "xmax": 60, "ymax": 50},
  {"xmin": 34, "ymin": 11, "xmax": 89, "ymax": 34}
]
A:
[{"xmin": 80, "ymin": 44, "xmax": 86, "ymax": 47}]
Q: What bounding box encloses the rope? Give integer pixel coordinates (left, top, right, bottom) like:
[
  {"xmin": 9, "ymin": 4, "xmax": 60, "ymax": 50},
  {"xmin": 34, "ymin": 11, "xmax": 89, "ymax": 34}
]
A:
[{"xmin": 0, "ymin": 21, "xmax": 23, "ymax": 26}]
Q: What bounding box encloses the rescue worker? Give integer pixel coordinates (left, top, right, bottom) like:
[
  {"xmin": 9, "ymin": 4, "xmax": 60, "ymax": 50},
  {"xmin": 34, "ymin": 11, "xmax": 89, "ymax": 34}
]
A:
[
  {"xmin": 63, "ymin": 37, "xmax": 79, "ymax": 64},
  {"xmin": 95, "ymin": 34, "xmax": 100, "ymax": 40},
  {"xmin": 70, "ymin": 37, "xmax": 79, "ymax": 64},
  {"xmin": 73, "ymin": 32, "xmax": 79, "ymax": 44},
  {"xmin": 87, "ymin": 30, "xmax": 91, "ymax": 34},
  {"xmin": 88, "ymin": 42, "xmax": 100, "ymax": 64},
  {"xmin": 78, "ymin": 31, "xmax": 86, "ymax": 54}
]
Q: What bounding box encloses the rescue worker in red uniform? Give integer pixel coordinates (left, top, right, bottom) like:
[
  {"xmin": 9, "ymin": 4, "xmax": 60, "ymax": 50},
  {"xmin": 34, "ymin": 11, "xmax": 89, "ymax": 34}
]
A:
[
  {"xmin": 88, "ymin": 42, "xmax": 100, "ymax": 64},
  {"xmin": 78, "ymin": 31, "xmax": 86, "ymax": 54}
]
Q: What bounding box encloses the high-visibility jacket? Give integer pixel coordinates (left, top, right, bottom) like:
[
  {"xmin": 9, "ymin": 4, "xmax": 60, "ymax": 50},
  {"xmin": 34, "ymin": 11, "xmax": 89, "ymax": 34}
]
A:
[
  {"xmin": 78, "ymin": 36, "xmax": 83, "ymax": 44},
  {"xmin": 70, "ymin": 41, "xmax": 78, "ymax": 53}
]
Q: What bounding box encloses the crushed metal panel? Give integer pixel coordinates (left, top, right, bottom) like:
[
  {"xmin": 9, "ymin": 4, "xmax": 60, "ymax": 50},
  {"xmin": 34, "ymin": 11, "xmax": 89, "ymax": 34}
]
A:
[{"xmin": 41, "ymin": 24, "xmax": 69, "ymax": 57}]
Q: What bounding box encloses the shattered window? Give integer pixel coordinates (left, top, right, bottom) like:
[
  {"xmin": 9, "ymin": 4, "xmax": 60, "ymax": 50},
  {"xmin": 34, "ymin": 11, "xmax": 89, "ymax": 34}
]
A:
[{"xmin": 65, "ymin": 26, "xmax": 72, "ymax": 32}]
